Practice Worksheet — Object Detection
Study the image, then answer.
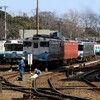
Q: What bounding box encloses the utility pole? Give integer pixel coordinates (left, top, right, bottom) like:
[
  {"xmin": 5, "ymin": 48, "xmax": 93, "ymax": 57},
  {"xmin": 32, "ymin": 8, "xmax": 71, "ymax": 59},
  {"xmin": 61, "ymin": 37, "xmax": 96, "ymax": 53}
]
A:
[
  {"xmin": 36, "ymin": 0, "xmax": 39, "ymax": 35},
  {"xmin": 4, "ymin": 6, "xmax": 8, "ymax": 40},
  {"xmin": 0, "ymin": 5, "xmax": 8, "ymax": 40}
]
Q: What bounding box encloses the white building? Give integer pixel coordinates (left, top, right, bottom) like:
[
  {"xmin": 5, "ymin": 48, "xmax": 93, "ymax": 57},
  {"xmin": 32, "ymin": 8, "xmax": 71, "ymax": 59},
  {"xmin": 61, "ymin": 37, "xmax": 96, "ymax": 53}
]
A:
[{"xmin": 19, "ymin": 29, "xmax": 56, "ymax": 39}]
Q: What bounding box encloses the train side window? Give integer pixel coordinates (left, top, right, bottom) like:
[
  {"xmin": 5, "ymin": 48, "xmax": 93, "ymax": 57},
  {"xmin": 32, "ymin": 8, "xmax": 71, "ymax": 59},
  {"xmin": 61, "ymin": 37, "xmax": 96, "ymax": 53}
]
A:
[
  {"xmin": 40, "ymin": 42, "xmax": 49, "ymax": 47},
  {"xmin": 12, "ymin": 44, "xmax": 16, "ymax": 51},
  {"xmin": 4, "ymin": 44, "xmax": 10, "ymax": 51},
  {"xmin": 17, "ymin": 44, "xmax": 23, "ymax": 51},
  {"xmin": 33, "ymin": 43, "xmax": 38, "ymax": 48}
]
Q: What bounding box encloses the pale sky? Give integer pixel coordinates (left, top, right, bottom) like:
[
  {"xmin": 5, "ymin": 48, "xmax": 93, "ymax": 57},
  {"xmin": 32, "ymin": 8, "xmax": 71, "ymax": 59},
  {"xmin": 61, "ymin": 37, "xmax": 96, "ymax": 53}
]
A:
[{"xmin": 0, "ymin": 0, "xmax": 100, "ymax": 16}]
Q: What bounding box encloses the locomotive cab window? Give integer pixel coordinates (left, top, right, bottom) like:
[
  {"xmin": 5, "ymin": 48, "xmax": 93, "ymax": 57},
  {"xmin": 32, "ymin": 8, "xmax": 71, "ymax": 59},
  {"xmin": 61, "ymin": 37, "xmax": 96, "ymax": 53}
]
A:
[
  {"xmin": 40, "ymin": 42, "xmax": 49, "ymax": 47},
  {"xmin": 78, "ymin": 45, "xmax": 83, "ymax": 51},
  {"xmin": 23, "ymin": 41, "xmax": 32, "ymax": 47}
]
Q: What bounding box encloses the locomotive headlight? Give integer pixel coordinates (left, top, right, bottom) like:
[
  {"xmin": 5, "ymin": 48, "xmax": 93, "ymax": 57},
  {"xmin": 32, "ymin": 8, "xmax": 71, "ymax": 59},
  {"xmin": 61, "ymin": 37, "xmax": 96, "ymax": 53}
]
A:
[
  {"xmin": 80, "ymin": 53, "xmax": 83, "ymax": 57},
  {"xmin": 3, "ymin": 54, "xmax": 5, "ymax": 57}
]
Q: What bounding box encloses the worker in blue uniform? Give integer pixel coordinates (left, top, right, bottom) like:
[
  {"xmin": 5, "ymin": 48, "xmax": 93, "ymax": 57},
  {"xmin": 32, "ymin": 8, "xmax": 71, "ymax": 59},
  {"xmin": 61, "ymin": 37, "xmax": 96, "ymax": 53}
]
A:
[
  {"xmin": 31, "ymin": 68, "xmax": 41, "ymax": 79},
  {"xmin": 18, "ymin": 57, "xmax": 25, "ymax": 80}
]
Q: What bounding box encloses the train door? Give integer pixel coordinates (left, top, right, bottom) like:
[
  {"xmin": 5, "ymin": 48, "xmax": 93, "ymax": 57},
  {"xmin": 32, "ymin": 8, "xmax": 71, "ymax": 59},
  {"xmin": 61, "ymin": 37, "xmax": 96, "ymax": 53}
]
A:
[
  {"xmin": 23, "ymin": 40, "xmax": 32, "ymax": 61},
  {"xmin": 0, "ymin": 41, "xmax": 5, "ymax": 61},
  {"xmin": 23, "ymin": 41, "xmax": 32, "ymax": 54},
  {"xmin": 78, "ymin": 44, "xmax": 84, "ymax": 61},
  {"xmin": 32, "ymin": 42, "xmax": 39, "ymax": 54}
]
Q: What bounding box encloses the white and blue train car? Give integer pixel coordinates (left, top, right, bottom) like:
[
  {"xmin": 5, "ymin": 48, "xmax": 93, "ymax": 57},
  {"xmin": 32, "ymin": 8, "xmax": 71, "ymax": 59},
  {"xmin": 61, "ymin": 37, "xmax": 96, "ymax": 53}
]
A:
[
  {"xmin": 23, "ymin": 35, "xmax": 63, "ymax": 67},
  {"xmin": 78, "ymin": 41, "xmax": 95, "ymax": 61},
  {"xmin": 4, "ymin": 39, "xmax": 23, "ymax": 63},
  {"xmin": 0, "ymin": 40, "xmax": 6, "ymax": 62},
  {"xmin": 94, "ymin": 44, "xmax": 100, "ymax": 55}
]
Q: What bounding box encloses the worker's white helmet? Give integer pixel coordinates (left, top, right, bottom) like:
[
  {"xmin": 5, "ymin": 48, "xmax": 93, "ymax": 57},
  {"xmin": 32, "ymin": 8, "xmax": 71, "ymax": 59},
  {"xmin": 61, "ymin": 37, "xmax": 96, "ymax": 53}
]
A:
[
  {"xmin": 22, "ymin": 57, "xmax": 25, "ymax": 60},
  {"xmin": 35, "ymin": 68, "xmax": 37, "ymax": 71}
]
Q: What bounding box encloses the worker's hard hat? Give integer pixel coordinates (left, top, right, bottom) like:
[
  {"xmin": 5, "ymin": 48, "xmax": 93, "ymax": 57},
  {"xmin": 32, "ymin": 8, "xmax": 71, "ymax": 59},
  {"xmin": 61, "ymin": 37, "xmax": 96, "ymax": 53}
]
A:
[
  {"xmin": 35, "ymin": 68, "xmax": 37, "ymax": 71},
  {"xmin": 22, "ymin": 57, "xmax": 25, "ymax": 60}
]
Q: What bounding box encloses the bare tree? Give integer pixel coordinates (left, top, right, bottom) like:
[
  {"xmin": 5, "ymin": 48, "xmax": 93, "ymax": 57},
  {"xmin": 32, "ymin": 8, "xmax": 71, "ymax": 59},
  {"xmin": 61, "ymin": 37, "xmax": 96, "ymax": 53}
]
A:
[
  {"xmin": 61, "ymin": 10, "xmax": 83, "ymax": 38},
  {"xmin": 80, "ymin": 10, "xmax": 99, "ymax": 37},
  {"xmin": 39, "ymin": 11, "xmax": 59, "ymax": 30}
]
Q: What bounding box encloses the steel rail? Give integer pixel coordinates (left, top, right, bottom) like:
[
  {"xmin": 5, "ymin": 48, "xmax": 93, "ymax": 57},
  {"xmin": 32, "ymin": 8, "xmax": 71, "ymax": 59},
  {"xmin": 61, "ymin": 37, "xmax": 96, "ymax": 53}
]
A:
[
  {"xmin": 95, "ymin": 73, "xmax": 100, "ymax": 81},
  {"xmin": 32, "ymin": 79, "xmax": 65, "ymax": 100},
  {"xmin": 30, "ymin": 72, "xmax": 89, "ymax": 100},
  {"xmin": 81, "ymin": 69, "xmax": 100, "ymax": 90},
  {"xmin": 48, "ymin": 78, "xmax": 89, "ymax": 100}
]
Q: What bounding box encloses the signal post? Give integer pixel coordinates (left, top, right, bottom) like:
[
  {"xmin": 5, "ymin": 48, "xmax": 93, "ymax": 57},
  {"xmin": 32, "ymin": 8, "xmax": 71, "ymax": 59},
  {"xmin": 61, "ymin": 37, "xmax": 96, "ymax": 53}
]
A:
[{"xmin": 28, "ymin": 54, "xmax": 33, "ymax": 99}]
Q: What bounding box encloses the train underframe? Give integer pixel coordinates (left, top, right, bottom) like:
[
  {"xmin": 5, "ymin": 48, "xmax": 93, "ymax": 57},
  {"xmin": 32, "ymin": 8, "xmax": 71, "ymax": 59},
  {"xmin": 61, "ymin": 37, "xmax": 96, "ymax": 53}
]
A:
[
  {"xmin": 77, "ymin": 55, "xmax": 95, "ymax": 62},
  {"xmin": 2, "ymin": 57, "xmax": 21, "ymax": 64},
  {"xmin": 30, "ymin": 55, "xmax": 95, "ymax": 69},
  {"xmin": 25, "ymin": 58, "xmax": 78, "ymax": 70}
]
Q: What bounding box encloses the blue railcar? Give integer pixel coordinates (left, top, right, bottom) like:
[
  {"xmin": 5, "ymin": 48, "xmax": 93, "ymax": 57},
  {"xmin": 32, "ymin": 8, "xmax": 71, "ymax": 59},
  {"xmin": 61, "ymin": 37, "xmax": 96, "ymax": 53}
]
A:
[
  {"xmin": 23, "ymin": 32, "xmax": 64, "ymax": 66},
  {"xmin": 23, "ymin": 35, "xmax": 63, "ymax": 66},
  {"xmin": 78, "ymin": 41, "xmax": 95, "ymax": 61},
  {"xmin": 4, "ymin": 39, "xmax": 23, "ymax": 63},
  {"xmin": 0, "ymin": 40, "xmax": 6, "ymax": 62},
  {"xmin": 94, "ymin": 44, "xmax": 100, "ymax": 55}
]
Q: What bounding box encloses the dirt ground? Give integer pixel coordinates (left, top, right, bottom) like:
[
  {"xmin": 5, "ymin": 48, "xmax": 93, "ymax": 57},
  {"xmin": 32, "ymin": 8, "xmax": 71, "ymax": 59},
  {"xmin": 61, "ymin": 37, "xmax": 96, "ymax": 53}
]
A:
[{"xmin": 0, "ymin": 61, "xmax": 100, "ymax": 100}]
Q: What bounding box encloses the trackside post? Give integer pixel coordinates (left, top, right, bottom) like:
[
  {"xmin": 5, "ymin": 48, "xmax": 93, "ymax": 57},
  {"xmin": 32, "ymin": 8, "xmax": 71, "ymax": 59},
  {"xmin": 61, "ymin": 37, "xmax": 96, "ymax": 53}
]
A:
[
  {"xmin": 70, "ymin": 65, "xmax": 74, "ymax": 75},
  {"xmin": 28, "ymin": 54, "xmax": 32, "ymax": 99},
  {"xmin": 66, "ymin": 67, "xmax": 69, "ymax": 77}
]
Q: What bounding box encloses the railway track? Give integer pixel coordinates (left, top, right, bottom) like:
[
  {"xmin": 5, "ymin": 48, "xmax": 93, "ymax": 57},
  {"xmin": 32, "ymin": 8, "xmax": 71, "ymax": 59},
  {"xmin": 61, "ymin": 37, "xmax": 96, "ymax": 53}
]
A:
[
  {"xmin": 0, "ymin": 58, "xmax": 100, "ymax": 99},
  {"xmin": 0, "ymin": 71, "xmax": 89, "ymax": 99},
  {"xmin": 0, "ymin": 72, "xmax": 43, "ymax": 99},
  {"xmin": 82, "ymin": 69, "xmax": 100, "ymax": 90},
  {"xmin": 32, "ymin": 71, "xmax": 89, "ymax": 100},
  {"xmin": 95, "ymin": 73, "xmax": 100, "ymax": 81}
]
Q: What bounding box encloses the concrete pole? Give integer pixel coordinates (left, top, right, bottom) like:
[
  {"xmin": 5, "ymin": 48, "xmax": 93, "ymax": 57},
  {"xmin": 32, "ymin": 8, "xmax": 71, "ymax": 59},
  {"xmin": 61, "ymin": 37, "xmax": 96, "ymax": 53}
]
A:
[
  {"xmin": 4, "ymin": 6, "xmax": 8, "ymax": 40},
  {"xmin": 0, "ymin": 5, "xmax": 8, "ymax": 40},
  {"xmin": 36, "ymin": 0, "xmax": 39, "ymax": 35}
]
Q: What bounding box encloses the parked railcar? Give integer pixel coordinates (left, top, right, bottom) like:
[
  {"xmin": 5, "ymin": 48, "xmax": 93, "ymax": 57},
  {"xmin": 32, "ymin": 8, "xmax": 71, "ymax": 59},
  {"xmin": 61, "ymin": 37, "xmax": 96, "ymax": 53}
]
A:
[
  {"xmin": 23, "ymin": 35, "xmax": 63, "ymax": 66},
  {"xmin": 4, "ymin": 39, "xmax": 23, "ymax": 63},
  {"xmin": 94, "ymin": 44, "xmax": 100, "ymax": 55},
  {"xmin": 23, "ymin": 32, "xmax": 96, "ymax": 68},
  {"xmin": 63, "ymin": 40, "xmax": 78, "ymax": 65},
  {"xmin": 78, "ymin": 41, "xmax": 95, "ymax": 61},
  {"xmin": 0, "ymin": 40, "xmax": 6, "ymax": 62}
]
